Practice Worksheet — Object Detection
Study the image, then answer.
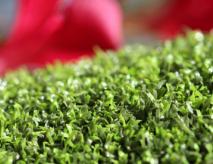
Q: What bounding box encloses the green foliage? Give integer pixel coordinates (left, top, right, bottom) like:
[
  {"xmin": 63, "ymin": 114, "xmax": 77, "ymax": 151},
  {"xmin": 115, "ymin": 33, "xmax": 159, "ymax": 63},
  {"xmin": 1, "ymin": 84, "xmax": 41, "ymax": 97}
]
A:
[{"xmin": 0, "ymin": 31, "xmax": 213, "ymax": 163}]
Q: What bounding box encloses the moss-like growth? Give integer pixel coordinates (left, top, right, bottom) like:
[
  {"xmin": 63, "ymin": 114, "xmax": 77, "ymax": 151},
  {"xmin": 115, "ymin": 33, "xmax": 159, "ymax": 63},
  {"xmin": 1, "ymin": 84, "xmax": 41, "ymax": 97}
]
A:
[{"xmin": 0, "ymin": 32, "xmax": 212, "ymax": 163}]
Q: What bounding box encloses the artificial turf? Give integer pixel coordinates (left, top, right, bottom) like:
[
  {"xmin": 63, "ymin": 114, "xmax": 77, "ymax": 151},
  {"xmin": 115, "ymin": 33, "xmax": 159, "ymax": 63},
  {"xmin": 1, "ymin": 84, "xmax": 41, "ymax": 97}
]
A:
[{"xmin": 0, "ymin": 31, "xmax": 212, "ymax": 163}]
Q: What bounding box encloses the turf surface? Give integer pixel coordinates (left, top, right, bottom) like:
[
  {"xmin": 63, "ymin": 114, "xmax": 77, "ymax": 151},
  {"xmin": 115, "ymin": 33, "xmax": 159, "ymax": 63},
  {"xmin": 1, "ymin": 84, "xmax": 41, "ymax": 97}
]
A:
[{"xmin": 0, "ymin": 31, "xmax": 212, "ymax": 163}]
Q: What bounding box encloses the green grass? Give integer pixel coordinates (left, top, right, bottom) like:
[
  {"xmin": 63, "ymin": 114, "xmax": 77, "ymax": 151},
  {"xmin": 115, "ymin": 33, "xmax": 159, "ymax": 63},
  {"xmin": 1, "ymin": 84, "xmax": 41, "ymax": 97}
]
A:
[{"xmin": 0, "ymin": 31, "xmax": 213, "ymax": 163}]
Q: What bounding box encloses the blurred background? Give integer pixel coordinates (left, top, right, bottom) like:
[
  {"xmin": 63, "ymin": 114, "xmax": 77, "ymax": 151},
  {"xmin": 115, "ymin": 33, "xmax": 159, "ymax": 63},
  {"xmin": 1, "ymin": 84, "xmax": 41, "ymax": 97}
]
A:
[
  {"xmin": 0, "ymin": 0, "xmax": 16, "ymax": 41},
  {"xmin": 120, "ymin": 0, "xmax": 168, "ymax": 44},
  {"xmin": 1, "ymin": 0, "xmax": 213, "ymax": 44},
  {"xmin": 1, "ymin": 0, "xmax": 213, "ymax": 74},
  {"xmin": 0, "ymin": 0, "xmax": 167, "ymax": 44}
]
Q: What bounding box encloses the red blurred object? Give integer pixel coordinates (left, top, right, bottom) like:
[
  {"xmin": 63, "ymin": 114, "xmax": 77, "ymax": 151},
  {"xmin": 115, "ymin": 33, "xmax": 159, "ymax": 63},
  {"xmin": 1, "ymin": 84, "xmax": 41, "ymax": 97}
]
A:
[
  {"xmin": 0, "ymin": 0, "xmax": 123, "ymax": 74},
  {"xmin": 148, "ymin": 0, "xmax": 213, "ymax": 38}
]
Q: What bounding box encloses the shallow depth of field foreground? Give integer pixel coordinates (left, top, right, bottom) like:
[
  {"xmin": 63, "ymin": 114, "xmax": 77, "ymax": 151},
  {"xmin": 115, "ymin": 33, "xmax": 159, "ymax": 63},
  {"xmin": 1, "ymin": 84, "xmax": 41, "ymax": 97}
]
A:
[{"xmin": 0, "ymin": 32, "xmax": 212, "ymax": 163}]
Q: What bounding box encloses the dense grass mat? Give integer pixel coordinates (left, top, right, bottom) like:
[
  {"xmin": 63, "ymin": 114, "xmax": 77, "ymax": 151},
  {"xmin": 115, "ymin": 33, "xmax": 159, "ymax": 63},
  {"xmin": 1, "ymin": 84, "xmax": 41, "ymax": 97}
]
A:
[{"xmin": 0, "ymin": 32, "xmax": 212, "ymax": 163}]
